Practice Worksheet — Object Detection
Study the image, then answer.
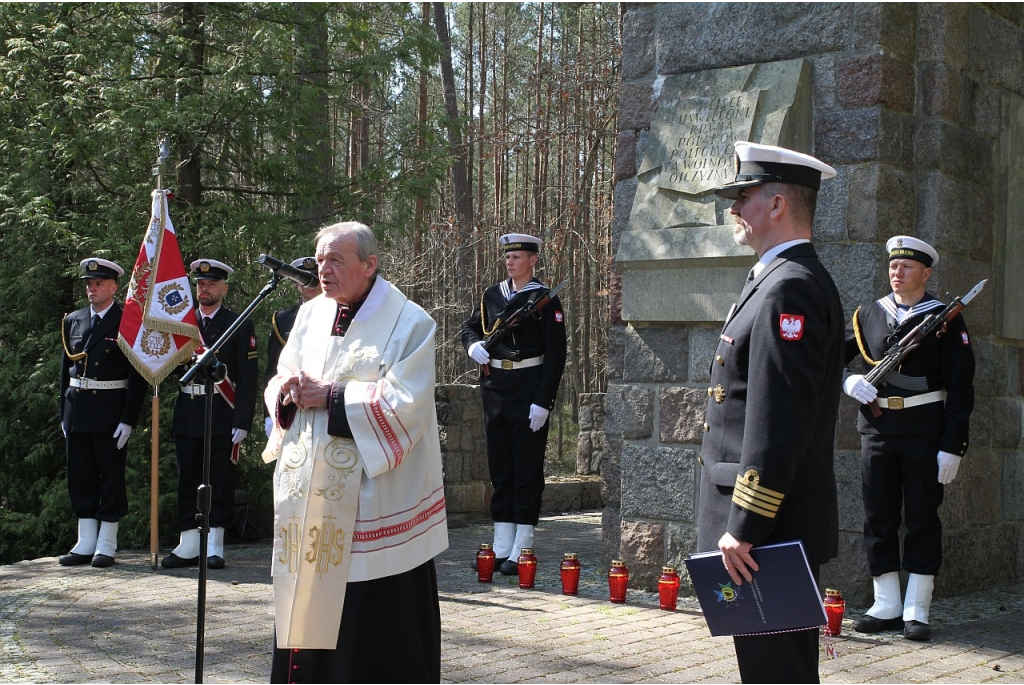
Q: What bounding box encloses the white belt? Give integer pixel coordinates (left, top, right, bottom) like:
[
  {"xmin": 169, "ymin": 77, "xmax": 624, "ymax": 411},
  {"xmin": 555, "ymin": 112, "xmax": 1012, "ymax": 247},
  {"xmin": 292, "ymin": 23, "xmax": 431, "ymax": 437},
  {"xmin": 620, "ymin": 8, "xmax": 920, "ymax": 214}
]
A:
[
  {"xmin": 877, "ymin": 390, "xmax": 946, "ymax": 410},
  {"xmin": 181, "ymin": 384, "xmax": 207, "ymax": 396},
  {"xmin": 69, "ymin": 377, "xmax": 127, "ymax": 391},
  {"xmin": 488, "ymin": 355, "xmax": 544, "ymax": 371}
]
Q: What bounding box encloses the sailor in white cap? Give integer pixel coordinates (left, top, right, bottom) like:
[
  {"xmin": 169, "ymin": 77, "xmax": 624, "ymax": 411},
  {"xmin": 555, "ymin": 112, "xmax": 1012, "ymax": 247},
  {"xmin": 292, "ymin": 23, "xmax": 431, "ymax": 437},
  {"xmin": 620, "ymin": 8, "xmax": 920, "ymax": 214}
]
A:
[
  {"xmin": 461, "ymin": 232, "xmax": 567, "ymax": 575},
  {"xmin": 162, "ymin": 258, "xmax": 258, "ymax": 570},
  {"xmin": 843, "ymin": 236, "xmax": 975, "ymax": 641},
  {"xmin": 263, "ymin": 257, "xmax": 320, "ymax": 438},
  {"xmin": 59, "ymin": 258, "xmax": 146, "ymax": 568},
  {"xmin": 697, "ymin": 142, "xmax": 844, "ymax": 683}
]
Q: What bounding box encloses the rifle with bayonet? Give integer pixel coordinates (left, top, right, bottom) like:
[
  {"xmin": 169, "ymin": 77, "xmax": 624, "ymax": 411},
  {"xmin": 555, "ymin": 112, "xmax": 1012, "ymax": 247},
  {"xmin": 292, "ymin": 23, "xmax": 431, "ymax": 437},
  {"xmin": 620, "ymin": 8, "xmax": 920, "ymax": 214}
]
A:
[
  {"xmin": 480, "ymin": 280, "xmax": 567, "ymax": 378},
  {"xmin": 864, "ymin": 278, "xmax": 986, "ymax": 418}
]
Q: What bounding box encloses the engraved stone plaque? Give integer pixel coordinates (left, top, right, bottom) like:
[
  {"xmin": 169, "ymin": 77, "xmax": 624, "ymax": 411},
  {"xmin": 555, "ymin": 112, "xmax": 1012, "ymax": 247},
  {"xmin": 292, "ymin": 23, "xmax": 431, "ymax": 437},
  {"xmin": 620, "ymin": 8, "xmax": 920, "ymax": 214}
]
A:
[
  {"xmin": 617, "ymin": 58, "xmax": 814, "ymax": 322},
  {"xmin": 653, "ymin": 91, "xmax": 759, "ymax": 196}
]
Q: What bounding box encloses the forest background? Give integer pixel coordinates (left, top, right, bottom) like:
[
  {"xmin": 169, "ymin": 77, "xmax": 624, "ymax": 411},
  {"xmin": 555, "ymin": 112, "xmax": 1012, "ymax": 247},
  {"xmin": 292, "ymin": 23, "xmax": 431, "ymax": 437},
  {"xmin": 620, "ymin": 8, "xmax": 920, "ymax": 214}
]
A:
[{"xmin": 0, "ymin": 3, "xmax": 620, "ymax": 563}]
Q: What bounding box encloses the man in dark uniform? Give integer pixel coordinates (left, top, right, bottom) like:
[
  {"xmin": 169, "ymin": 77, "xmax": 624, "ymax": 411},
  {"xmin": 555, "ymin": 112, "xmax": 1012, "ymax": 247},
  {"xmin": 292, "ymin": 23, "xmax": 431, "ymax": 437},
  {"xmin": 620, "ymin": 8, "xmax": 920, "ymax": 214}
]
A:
[
  {"xmin": 59, "ymin": 258, "xmax": 147, "ymax": 568},
  {"xmin": 263, "ymin": 256, "xmax": 320, "ymax": 438},
  {"xmin": 843, "ymin": 236, "xmax": 975, "ymax": 642},
  {"xmin": 461, "ymin": 233, "xmax": 567, "ymax": 575},
  {"xmin": 698, "ymin": 142, "xmax": 844, "ymax": 683},
  {"xmin": 161, "ymin": 259, "xmax": 258, "ymax": 570}
]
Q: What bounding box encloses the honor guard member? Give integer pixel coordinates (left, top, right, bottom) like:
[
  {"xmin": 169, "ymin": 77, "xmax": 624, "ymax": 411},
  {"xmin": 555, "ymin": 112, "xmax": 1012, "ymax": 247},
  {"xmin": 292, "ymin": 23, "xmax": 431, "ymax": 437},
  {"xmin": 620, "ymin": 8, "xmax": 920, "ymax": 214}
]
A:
[
  {"xmin": 59, "ymin": 258, "xmax": 146, "ymax": 567},
  {"xmin": 162, "ymin": 259, "xmax": 259, "ymax": 570},
  {"xmin": 461, "ymin": 233, "xmax": 567, "ymax": 575},
  {"xmin": 263, "ymin": 257, "xmax": 320, "ymax": 438},
  {"xmin": 698, "ymin": 142, "xmax": 844, "ymax": 683},
  {"xmin": 843, "ymin": 236, "xmax": 975, "ymax": 642}
]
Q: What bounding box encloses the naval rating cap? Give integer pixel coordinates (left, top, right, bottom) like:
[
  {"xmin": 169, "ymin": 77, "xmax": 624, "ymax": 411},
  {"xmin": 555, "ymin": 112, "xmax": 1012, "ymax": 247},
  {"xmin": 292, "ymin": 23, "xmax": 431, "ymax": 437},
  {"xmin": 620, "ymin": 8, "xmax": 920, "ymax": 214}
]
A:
[
  {"xmin": 886, "ymin": 235, "xmax": 939, "ymax": 267},
  {"xmin": 499, "ymin": 233, "xmax": 542, "ymax": 253},
  {"xmin": 714, "ymin": 141, "xmax": 836, "ymax": 199}
]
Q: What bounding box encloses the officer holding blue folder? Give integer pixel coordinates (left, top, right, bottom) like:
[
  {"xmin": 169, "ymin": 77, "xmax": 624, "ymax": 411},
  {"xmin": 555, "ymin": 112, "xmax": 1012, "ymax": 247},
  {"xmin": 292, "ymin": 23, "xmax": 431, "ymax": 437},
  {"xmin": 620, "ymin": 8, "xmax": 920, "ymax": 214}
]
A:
[{"xmin": 696, "ymin": 142, "xmax": 844, "ymax": 683}]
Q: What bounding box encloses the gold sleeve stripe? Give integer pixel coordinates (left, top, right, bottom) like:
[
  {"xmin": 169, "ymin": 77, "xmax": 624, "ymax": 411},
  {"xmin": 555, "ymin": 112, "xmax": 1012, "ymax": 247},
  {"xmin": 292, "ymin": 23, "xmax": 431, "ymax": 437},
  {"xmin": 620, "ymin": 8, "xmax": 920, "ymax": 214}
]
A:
[
  {"xmin": 731, "ymin": 491, "xmax": 778, "ymax": 519},
  {"xmin": 733, "ymin": 486, "xmax": 782, "ymax": 513},
  {"xmin": 733, "ymin": 481, "xmax": 778, "ymax": 507},
  {"xmin": 852, "ymin": 306, "xmax": 879, "ymax": 366},
  {"xmin": 271, "ymin": 312, "xmax": 287, "ymax": 346},
  {"xmin": 734, "ymin": 473, "xmax": 784, "ymax": 500}
]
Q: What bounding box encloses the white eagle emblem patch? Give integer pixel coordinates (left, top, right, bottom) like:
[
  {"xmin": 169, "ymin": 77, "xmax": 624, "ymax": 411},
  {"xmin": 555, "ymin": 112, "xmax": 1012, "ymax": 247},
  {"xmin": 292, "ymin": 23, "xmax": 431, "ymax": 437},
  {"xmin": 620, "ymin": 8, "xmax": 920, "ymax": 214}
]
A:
[{"xmin": 779, "ymin": 314, "xmax": 804, "ymax": 341}]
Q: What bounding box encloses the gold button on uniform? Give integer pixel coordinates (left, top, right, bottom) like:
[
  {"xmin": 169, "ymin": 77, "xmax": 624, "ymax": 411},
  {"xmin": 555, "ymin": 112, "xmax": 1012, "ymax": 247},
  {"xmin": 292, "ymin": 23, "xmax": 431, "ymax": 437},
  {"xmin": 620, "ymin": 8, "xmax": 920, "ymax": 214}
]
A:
[
  {"xmin": 707, "ymin": 387, "xmax": 713, "ymax": 397},
  {"xmin": 698, "ymin": 456, "xmax": 704, "ymax": 465},
  {"xmin": 703, "ymin": 422, "xmax": 710, "ymax": 432},
  {"xmin": 716, "ymin": 355, "xmax": 725, "ymax": 365}
]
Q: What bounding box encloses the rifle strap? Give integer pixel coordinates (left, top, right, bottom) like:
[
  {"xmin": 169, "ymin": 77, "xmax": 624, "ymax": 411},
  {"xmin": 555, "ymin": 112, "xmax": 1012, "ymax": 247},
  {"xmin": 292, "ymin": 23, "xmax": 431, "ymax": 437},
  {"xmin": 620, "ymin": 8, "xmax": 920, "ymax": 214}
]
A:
[{"xmin": 852, "ymin": 306, "xmax": 880, "ymax": 366}]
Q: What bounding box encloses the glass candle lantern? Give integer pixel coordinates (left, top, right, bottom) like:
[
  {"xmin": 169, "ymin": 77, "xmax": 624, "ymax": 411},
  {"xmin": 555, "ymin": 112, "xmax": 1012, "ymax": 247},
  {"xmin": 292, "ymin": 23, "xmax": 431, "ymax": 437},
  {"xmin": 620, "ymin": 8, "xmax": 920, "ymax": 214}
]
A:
[
  {"xmin": 823, "ymin": 588, "xmax": 845, "ymax": 637},
  {"xmin": 518, "ymin": 547, "xmax": 538, "ymax": 589},
  {"xmin": 608, "ymin": 559, "xmax": 629, "ymax": 603},
  {"xmin": 476, "ymin": 543, "xmax": 496, "ymax": 583},
  {"xmin": 560, "ymin": 553, "xmax": 581, "ymax": 596},
  {"xmin": 658, "ymin": 566, "xmax": 681, "ymax": 611}
]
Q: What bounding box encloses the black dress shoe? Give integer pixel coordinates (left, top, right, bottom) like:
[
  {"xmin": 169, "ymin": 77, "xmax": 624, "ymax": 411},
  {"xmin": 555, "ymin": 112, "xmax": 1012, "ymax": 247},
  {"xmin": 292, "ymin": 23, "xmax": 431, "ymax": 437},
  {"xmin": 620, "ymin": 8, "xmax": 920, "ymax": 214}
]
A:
[
  {"xmin": 470, "ymin": 557, "xmax": 507, "ymax": 571},
  {"xmin": 91, "ymin": 554, "xmax": 115, "ymax": 568},
  {"xmin": 207, "ymin": 555, "xmax": 225, "ymax": 570},
  {"xmin": 853, "ymin": 614, "xmax": 904, "ymax": 633},
  {"xmin": 58, "ymin": 552, "xmax": 93, "ymax": 567},
  {"xmin": 498, "ymin": 559, "xmax": 519, "ymax": 576},
  {"xmin": 161, "ymin": 553, "xmax": 199, "ymax": 569},
  {"xmin": 904, "ymin": 620, "xmax": 931, "ymax": 641}
]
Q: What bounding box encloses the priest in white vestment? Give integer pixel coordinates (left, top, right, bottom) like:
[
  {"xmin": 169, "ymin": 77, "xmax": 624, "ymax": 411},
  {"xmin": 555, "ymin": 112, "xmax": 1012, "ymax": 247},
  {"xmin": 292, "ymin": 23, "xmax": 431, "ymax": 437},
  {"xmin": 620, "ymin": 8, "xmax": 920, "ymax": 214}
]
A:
[{"xmin": 263, "ymin": 222, "xmax": 448, "ymax": 683}]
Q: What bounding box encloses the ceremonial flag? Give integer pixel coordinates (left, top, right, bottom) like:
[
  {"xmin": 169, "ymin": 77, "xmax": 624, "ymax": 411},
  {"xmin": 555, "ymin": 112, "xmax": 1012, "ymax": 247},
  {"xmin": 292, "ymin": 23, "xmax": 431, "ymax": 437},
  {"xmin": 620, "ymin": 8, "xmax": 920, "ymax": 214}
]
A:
[{"xmin": 119, "ymin": 189, "xmax": 200, "ymax": 385}]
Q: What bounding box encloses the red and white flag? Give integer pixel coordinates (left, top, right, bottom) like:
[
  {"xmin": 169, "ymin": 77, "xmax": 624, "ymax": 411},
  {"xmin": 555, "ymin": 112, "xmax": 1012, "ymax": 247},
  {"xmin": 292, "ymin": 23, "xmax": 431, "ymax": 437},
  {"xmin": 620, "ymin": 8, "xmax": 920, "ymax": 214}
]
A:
[{"xmin": 118, "ymin": 190, "xmax": 200, "ymax": 385}]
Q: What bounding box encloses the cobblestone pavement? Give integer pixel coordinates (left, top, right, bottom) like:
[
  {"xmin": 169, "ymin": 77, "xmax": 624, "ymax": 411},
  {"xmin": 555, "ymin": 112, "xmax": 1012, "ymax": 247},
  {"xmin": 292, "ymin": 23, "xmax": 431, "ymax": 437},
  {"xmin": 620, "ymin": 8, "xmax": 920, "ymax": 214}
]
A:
[{"xmin": 2, "ymin": 511, "xmax": 1023, "ymax": 683}]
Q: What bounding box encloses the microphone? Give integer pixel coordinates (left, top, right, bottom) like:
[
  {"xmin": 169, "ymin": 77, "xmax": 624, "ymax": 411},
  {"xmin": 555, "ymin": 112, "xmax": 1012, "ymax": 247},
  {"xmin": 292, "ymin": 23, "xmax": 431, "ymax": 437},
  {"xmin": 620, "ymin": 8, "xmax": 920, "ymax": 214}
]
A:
[{"xmin": 258, "ymin": 254, "xmax": 319, "ymax": 288}]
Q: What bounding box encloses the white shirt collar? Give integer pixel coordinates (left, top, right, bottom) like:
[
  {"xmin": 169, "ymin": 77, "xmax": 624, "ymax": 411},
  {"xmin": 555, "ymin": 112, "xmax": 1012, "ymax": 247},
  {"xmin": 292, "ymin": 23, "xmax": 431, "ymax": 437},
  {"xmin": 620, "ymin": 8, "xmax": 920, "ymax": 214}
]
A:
[
  {"xmin": 90, "ymin": 303, "xmax": 114, "ymax": 319},
  {"xmin": 198, "ymin": 306, "xmax": 221, "ymax": 321},
  {"xmin": 753, "ymin": 238, "xmax": 810, "ymax": 277}
]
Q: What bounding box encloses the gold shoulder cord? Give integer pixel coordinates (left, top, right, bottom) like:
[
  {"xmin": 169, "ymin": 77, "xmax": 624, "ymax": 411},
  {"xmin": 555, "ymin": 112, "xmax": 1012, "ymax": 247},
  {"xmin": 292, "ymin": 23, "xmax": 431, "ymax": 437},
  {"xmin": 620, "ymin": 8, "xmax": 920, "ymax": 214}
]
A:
[
  {"xmin": 61, "ymin": 314, "xmax": 88, "ymax": 363},
  {"xmin": 271, "ymin": 312, "xmax": 287, "ymax": 346},
  {"xmin": 479, "ymin": 292, "xmax": 502, "ymax": 336},
  {"xmin": 852, "ymin": 306, "xmax": 879, "ymax": 366}
]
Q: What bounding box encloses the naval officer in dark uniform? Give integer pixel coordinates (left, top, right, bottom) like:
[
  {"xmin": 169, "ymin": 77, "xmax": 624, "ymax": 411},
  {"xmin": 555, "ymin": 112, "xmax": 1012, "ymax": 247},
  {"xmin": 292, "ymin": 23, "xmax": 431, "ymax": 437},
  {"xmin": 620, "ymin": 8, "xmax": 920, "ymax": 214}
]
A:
[
  {"xmin": 843, "ymin": 236, "xmax": 975, "ymax": 642},
  {"xmin": 161, "ymin": 259, "xmax": 258, "ymax": 570},
  {"xmin": 698, "ymin": 142, "xmax": 844, "ymax": 683},
  {"xmin": 263, "ymin": 256, "xmax": 320, "ymax": 438},
  {"xmin": 59, "ymin": 258, "xmax": 146, "ymax": 568},
  {"xmin": 461, "ymin": 233, "xmax": 567, "ymax": 575}
]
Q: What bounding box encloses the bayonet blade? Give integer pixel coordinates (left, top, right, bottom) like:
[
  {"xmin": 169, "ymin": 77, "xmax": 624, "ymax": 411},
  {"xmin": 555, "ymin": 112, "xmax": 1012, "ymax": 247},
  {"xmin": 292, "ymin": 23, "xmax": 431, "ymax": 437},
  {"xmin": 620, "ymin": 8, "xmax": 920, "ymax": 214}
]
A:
[
  {"xmin": 547, "ymin": 279, "xmax": 569, "ymax": 299},
  {"xmin": 960, "ymin": 279, "xmax": 987, "ymax": 306}
]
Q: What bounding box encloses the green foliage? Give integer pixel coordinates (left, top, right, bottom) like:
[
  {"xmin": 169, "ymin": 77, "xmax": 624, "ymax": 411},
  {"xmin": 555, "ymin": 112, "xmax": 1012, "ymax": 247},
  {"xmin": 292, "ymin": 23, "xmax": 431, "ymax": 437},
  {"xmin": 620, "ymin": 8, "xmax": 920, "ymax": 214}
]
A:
[{"xmin": 0, "ymin": 2, "xmax": 448, "ymax": 564}]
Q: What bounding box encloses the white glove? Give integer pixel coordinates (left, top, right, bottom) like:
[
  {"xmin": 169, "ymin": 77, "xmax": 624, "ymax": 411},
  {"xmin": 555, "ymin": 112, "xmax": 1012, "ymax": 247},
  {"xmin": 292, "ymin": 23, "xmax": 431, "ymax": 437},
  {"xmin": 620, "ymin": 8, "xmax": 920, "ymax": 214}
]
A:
[
  {"xmin": 264, "ymin": 417, "xmax": 273, "ymax": 438},
  {"xmin": 528, "ymin": 404, "xmax": 550, "ymax": 432},
  {"xmin": 468, "ymin": 341, "xmax": 490, "ymax": 365},
  {"xmin": 842, "ymin": 374, "xmax": 878, "ymax": 404},
  {"xmin": 113, "ymin": 423, "xmax": 132, "ymax": 450},
  {"xmin": 231, "ymin": 428, "xmax": 248, "ymax": 445},
  {"xmin": 937, "ymin": 451, "xmax": 961, "ymax": 484}
]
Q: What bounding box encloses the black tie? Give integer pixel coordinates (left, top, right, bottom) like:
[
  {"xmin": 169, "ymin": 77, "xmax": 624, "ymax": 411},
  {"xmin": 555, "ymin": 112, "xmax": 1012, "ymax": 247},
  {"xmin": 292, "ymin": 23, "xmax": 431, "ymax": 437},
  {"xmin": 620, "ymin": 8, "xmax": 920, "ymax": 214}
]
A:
[{"xmin": 84, "ymin": 313, "xmax": 101, "ymax": 347}]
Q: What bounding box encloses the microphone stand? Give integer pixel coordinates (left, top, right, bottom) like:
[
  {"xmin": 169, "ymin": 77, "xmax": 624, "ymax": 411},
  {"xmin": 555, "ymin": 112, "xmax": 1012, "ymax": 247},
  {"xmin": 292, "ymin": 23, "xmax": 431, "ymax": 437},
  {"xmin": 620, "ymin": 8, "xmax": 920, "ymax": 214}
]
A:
[{"xmin": 180, "ymin": 273, "xmax": 282, "ymax": 684}]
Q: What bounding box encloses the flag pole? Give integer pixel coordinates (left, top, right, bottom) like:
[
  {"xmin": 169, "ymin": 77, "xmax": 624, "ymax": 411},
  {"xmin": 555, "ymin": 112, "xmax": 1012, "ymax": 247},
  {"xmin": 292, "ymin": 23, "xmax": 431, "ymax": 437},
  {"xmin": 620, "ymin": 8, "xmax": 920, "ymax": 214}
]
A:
[{"xmin": 149, "ymin": 138, "xmax": 170, "ymax": 570}]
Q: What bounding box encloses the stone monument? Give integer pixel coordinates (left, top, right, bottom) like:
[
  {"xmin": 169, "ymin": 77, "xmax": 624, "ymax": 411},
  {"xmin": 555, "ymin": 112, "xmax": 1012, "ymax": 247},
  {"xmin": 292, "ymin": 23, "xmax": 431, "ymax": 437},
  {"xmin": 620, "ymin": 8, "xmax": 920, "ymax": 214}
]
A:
[{"xmin": 610, "ymin": 3, "xmax": 1024, "ymax": 602}]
